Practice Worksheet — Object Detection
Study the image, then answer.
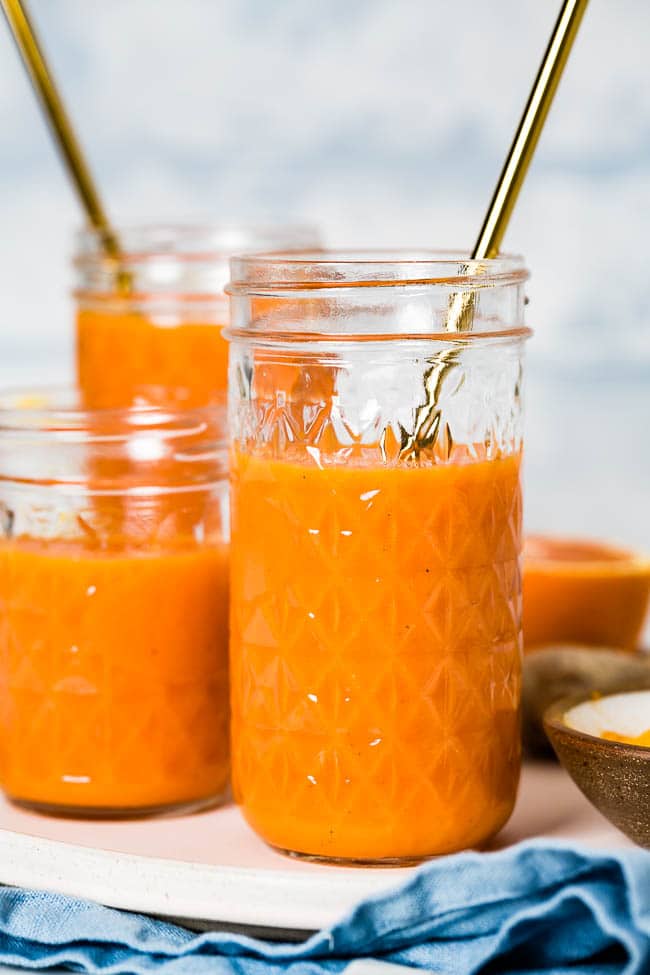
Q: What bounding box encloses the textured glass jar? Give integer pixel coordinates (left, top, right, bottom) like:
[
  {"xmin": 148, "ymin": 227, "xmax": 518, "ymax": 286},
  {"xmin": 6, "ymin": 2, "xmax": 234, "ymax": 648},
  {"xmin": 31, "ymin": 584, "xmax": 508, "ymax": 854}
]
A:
[
  {"xmin": 74, "ymin": 223, "xmax": 320, "ymax": 409},
  {"xmin": 0, "ymin": 388, "xmax": 229, "ymax": 817},
  {"xmin": 226, "ymin": 252, "xmax": 531, "ymax": 863}
]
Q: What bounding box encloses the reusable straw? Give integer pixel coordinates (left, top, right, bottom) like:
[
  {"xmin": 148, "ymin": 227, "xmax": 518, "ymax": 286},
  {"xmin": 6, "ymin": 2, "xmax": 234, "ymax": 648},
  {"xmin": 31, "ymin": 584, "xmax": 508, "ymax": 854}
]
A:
[
  {"xmin": 1, "ymin": 0, "xmax": 122, "ymax": 264},
  {"xmin": 472, "ymin": 0, "xmax": 589, "ymax": 262},
  {"xmin": 402, "ymin": 0, "xmax": 589, "ymax": 459}
]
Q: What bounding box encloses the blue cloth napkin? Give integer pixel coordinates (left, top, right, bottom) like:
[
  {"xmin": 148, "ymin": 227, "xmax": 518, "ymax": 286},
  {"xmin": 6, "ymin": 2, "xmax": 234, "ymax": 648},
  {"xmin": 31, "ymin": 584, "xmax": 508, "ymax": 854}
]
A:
[{"xmin": 0, "ymin": 840, "xmax": 649, "ymax": 975}]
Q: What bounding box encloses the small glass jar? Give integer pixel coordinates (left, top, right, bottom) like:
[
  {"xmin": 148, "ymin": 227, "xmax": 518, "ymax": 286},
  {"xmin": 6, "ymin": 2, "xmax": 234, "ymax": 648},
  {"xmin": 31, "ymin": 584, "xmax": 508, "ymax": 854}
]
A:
[
  {"xmin": 226, "ymin": 251, "xmax": 531, "ymax": 863},
  {"xmin": 74, "ymin": 223, "xmax": 320, "ymax": 409},
  {"xmin": 0, "ymin": 388, "xmax": 229, "ymax": 817}
]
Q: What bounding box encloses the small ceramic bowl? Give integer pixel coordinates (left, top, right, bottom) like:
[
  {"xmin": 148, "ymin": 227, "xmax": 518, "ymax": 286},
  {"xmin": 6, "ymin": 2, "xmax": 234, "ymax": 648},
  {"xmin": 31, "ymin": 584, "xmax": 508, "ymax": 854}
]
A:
[
  {"xmin": 523, "ymin": 535, "xmax": 650, "ymax": 651},
  {"xmin": 544, "ymin": 689, "xmax": 650, "ymax": 847}
]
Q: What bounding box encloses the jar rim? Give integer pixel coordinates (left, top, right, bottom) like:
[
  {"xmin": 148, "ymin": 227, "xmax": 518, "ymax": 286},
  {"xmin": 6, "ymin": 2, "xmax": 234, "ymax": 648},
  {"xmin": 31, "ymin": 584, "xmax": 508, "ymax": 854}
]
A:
[
  {"xmin": 224, "ymin": 325, "xmax": 533, "ymax": 344},
  {"xmin": 227, "ymin": 249, "xmax": 529, "ymax": 293},
  {"xmin": 74, "ymin": 222, "xmax": 321, "ymax": 268},
  {"xmin": 0, "ymin": 386, "xmax": 228, "ymax": 448}
]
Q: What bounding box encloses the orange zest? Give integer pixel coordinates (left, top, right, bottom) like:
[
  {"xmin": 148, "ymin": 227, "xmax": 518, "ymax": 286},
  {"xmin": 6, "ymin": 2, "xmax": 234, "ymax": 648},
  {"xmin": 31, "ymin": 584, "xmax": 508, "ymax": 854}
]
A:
[{"xmin": 602, "ymin": 729, "xmax": 650, "ymax": 748}]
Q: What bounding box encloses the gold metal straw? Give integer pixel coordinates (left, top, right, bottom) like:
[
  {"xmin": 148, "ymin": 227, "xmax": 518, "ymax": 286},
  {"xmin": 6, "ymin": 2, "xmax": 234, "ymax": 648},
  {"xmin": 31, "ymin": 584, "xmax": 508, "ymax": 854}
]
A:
[
  {"xmin": 1, "ymin": 0, "xmax": 122, "ymax": 263},
  {"xmin": 402, "ymin": 0, "xmax": 589, "ymax": 459},
  {"xmin": 473, "ymin": 0, "xmax": 589, "ymax": 262},
  {"xmin": 449, "ymin": 0, "xmax": 589, "ymax": 333}
]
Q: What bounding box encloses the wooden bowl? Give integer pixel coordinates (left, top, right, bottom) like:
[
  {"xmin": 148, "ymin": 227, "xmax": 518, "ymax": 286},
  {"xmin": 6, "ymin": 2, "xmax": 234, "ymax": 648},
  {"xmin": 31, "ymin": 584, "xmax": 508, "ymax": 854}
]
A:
[
  {"xmin": 544, "ymin": 689, "xmax": 650, "ymax": 847},
  {"xmin": 523, "ymin": 535, "xmax": 650, "ymax": 651}
]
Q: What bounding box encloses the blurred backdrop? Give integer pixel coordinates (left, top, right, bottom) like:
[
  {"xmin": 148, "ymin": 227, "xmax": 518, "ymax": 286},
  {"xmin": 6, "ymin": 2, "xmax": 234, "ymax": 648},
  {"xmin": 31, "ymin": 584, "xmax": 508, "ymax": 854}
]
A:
[{"xmin": 1, "ymin": 0, "xmax": 649, "ymax": 545}]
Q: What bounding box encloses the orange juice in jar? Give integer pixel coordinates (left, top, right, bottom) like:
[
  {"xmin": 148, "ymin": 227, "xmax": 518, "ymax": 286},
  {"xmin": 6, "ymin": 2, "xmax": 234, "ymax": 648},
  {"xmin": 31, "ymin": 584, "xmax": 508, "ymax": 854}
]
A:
[
  {"xmin": 0, "ymin": 389, "xmax": 230, "ymax": 816},
  {"xmin": 226, "ymin": 252, "xmax": 531, "ymax": 862},
  {"xmin": 75, "ymin": 224, "xmax": 320, "ymax": 409}
]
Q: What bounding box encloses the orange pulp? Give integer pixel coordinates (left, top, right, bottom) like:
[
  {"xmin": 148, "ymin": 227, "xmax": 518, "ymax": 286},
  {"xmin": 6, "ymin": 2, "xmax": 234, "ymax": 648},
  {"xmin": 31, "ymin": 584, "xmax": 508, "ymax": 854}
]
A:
[
  {"xmin": 0, "ymin": 537, "xmax": 229, "ymax": 813},
  {"xmin": 523, "ymin": 535, "xmax": 650, "ymax": 651},
  {"xmin": 230, "ymin": 450, "xmax": 523, "ymax": 861}
]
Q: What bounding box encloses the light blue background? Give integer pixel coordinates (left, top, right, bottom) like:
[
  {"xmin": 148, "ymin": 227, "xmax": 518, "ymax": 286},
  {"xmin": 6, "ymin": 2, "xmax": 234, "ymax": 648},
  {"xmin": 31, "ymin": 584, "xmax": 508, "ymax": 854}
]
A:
[{"xmin": 1, "ymin": 0, "xmax": 649, "ymax": 546}]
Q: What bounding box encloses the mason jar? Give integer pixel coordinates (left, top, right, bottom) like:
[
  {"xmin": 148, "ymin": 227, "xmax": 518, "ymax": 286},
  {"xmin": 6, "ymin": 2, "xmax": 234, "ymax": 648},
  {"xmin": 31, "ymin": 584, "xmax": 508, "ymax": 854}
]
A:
[
  {"xmin": 74, "ymin": 223, "xmax": 320, "ymax": 409},
  {"xmin": 0, "ymin": 388, "xmax": 229, "ymax": 817},
  {"xmin": 226, "ymin": 251, "xmax": 531, "ymax": 863}
]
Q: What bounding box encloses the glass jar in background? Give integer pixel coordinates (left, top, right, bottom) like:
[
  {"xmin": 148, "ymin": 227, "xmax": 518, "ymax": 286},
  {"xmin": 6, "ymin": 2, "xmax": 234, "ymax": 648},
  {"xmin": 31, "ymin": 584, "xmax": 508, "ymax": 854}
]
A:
[
  {"xmin": 226, "ymin": 252, "xmax": 531, "ymax": 863},
  {"xmin": 74, "ymin": 223, "xmax": 320, "ymax": 409},
  {"xmin": 0, "ymin": 388, "xmax": 229, "ymax": 816}
]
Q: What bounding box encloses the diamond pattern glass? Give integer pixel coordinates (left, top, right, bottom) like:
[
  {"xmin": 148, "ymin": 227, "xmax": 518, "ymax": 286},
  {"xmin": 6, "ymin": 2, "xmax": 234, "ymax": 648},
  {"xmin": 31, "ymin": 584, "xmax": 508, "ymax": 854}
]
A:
[
  {"xmin": 229, "ymin": 337, "xmax": 526, "ymax": 862},
  {"xmin": 0, "ymin": 395, "xmax": 230, "ymax": 815}
]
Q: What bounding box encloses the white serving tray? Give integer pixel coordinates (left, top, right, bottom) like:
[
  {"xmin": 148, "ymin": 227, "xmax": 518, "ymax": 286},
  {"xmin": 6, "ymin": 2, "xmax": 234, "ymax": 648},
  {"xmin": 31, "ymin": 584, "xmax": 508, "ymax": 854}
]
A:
[{"xmin": 0, "ymin": 762, "xmax": 630, "ymax": 937}]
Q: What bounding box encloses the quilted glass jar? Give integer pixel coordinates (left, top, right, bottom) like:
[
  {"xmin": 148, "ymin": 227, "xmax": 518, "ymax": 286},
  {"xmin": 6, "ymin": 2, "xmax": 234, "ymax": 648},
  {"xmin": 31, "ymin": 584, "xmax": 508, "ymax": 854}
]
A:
[
  {"xmin": 0, "ymin": 389, "xmax": 229, "ymax": 817},
  {"xmin": 226, "ymin": 252, "xmax": 531, "ymax": 863},
  {"xmin": 75, "ymin": 223, "xmax": 320, "ymax": 409}
]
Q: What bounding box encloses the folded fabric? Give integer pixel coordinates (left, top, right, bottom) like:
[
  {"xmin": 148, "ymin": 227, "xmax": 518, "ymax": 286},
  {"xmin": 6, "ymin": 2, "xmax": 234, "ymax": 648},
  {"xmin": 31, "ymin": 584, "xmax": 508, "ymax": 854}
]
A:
[{"xmin": 0, "ymin": 840, "xmax": 649, "ymax": 975}]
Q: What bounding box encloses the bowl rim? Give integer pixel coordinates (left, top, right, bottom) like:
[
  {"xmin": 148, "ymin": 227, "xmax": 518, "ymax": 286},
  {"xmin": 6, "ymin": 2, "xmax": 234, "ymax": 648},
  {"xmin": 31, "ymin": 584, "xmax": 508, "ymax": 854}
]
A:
[{"xmin": 543, "ymin": 689, "xmax": 650, "ymax": 756}]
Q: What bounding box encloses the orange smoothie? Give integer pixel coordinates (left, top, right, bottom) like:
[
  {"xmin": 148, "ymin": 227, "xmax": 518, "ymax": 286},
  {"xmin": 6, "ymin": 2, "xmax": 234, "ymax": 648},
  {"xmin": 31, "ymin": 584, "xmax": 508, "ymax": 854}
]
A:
[
  {"xmin": 0, "ymin": 537, "xmax": 229, "ymax": 813},
  {"xmin": 230, "ymin": 450, "xmax": 522, "ymax": 861},
  {"xmin": 77, "ymin": 307, "xmax": 228, "ymax": 408}
]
